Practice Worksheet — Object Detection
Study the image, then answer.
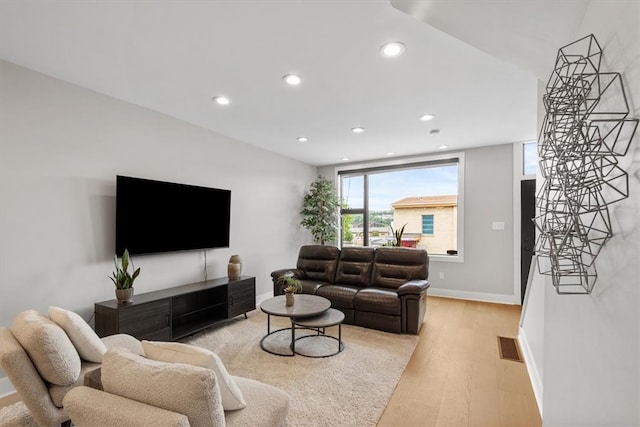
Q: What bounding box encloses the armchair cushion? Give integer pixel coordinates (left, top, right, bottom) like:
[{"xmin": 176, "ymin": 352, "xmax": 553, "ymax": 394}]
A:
[
  {"xmin": 10, "ymin": 310, "xmax": 81, "ymax": 386},
  {"xmin": 102, "ymin": 348, "xmax": 225, "ymax": 427},
  {"xmin": 48, "ymin": 306, "xmax": 107, "ymax": 363},
  {"xmin": 142, "ymin": 340, "xmax": 246, "ymax": 410},
  {"xmin": 64, "ymin": 386, "xmax": 190, "ymax": 427},
  {"xmin": 48, "ymin": 361, "xmax": 100, "ymax": 407}
]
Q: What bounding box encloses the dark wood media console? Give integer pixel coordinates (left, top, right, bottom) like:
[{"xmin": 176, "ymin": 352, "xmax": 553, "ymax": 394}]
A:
[{"xmin": 94, "ymin": 276, "xmax": 256, "ymax": 341}]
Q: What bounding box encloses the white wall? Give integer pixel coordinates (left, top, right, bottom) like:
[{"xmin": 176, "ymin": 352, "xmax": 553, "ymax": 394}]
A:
[
  {"xmin": 518, "ymin": 80, "xmax": 548, "ymax": 416},
  {"xmin": 0, "ymin": 61, "xmax": 316, "ymax": 384},
  {"xmin": 320, "ymin": 142, "xmax": 517, "ymax": 304},
  {"xmin": 521, "ymin": 2, "xmax": 640, "ymax": 425}
]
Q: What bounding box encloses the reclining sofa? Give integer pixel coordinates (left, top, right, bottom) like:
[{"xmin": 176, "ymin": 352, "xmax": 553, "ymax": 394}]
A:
[{"xmin": 271, "ymin": 245, "xmax": 430, "ymax": 334}]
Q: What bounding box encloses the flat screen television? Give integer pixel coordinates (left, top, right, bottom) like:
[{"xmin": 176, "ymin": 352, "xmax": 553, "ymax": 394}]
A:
[{"xmin": 115, "ymin": 175, "xmax": 231, "ymax": 256}]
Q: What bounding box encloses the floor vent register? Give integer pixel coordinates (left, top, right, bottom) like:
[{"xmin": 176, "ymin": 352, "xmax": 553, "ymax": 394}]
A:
[{"xmin": 497, "ymin": 336, "xmax": 523, "ymax": 363}]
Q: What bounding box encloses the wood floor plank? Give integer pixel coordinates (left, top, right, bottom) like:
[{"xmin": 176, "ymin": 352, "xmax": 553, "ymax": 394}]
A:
[{"xmin": 378, "ymin": 297, "xmax": 541, "ymax": 427}]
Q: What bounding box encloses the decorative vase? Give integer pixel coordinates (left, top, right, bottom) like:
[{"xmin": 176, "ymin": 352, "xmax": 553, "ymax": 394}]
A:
[
  {"xmin": 115, "ymin": 288, "xmax": 134, "ymax": 304},
  {"xmin": 285, "ymin": 292, "xmax": 294, "ymax": 306},
  {"xmin": 228, "ymin": 255, "xmax": 242, "ymax": 280}
]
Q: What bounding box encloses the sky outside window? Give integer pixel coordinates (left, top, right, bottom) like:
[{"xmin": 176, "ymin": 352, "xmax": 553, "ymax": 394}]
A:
[{"xmin": 343, "ymin": 165, "xmax": 458, "ymax": 211}]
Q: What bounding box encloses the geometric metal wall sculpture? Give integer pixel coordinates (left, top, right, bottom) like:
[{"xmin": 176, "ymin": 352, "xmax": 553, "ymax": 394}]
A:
[{"xmin": 534, "ymin": 34, "xmax": 639, "ymax": 294}]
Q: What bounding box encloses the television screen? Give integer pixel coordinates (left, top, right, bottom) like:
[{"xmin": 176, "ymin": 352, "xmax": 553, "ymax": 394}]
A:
[{"xmin": 115, "ymin": 175, "xmax": 231, "ymax": 255}]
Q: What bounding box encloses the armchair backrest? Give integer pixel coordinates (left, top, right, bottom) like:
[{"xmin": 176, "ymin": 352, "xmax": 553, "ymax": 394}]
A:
[
  {"xmin": 0, "ymin": 327, "xmax": 69, "ymax": 427},
  {"xmin": 296, "ymin": 245, "xmax": 340, "ymax": 283},
  {"xmin": 335, "ymin": 247, "xmax": 375, "ymax": 287},
  {"xmin": 371, "ymin": 247, "xmax": 429, "ymax": 290}
]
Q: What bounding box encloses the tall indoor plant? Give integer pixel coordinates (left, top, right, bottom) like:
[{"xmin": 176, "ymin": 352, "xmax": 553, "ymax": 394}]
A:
[
  {"xmin": 300, "ymin": 176, "xmax": 340, "ymax": 245},
  {"xmin": 109, "ymin": 248, "xmax": 140, "ymax": 304}
]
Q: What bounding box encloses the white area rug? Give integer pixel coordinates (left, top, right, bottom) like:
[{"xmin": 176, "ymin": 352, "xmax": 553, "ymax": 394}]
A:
[
  {"xmin": 185, "ymin": 311, "xmax": 419, "ymax": 427},
  {"xmin": 0, "ymin": 402, "xmax": 38, "ymax": 427}
]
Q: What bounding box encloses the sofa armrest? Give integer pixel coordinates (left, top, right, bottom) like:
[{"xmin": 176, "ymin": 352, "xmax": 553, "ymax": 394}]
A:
[
  {"xmin": 63, "ymin": 386, "xmax": 190, "ymax": 427},
  {"xmin": 397, "ymin": 280, "xmax": 430, "ymax": 296},
  {"xmin": 270, "ymin": 268, "xmax": 305, "ymax": 279},
  {"xmin": 271, "ymin": 269, "xmax": 305, "ymax": 295}
]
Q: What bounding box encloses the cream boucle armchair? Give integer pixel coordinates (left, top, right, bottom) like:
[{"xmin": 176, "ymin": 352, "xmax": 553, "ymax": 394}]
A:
[
  {"xmin": 0, "ymin": 308, "xmax": 143, "ymax": 427},
  {"xmin": 63, "ymin": 348, "xmax": 290, "ymax": 427},
  {"xmin": 1, "ymin": 308, "xmax": 290, "ymax": 427}
]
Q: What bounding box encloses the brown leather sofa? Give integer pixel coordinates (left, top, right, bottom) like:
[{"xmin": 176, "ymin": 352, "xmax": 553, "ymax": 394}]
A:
[{"xmin": 271, "ymin": 245, "xmax": 430, "ymax": 334}]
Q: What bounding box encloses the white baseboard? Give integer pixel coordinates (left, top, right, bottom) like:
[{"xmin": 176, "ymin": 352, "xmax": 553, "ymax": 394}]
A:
[
  {"xmin": 518, "ymin": 327, "xmax": 543, "ymax": 418},
  {"xmin": 428, "ymin": 287, "xmax": 520, "ymax": 305},
  {"xmin": 256, "ymin": 291, "xmax": 273, "ymax": 307},
  {"xmin": 0, "ymin": 376, "xmax": 15, "ymax": 398}
]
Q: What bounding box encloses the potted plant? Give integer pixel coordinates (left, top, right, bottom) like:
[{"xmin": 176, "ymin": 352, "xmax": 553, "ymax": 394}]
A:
[
  {"xmin": 385, "ymin": 223, "xmax": 407, "ymax": 247},
  {"xmin": 109, "ymin": 249, "xmax": 140, "ymax": 304},
  {"xmin": 275, "ymin": 274, "xmax": 302, "ymax": 306},
  {"xmin": 300, "ymin": 176, "xmax": 340, "ymax": 245}
]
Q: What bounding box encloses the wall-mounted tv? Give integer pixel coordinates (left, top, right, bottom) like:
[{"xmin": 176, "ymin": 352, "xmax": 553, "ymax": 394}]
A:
[{"xmin": 115, "ymin": 175, "xmax": 231, "ymax": 256}]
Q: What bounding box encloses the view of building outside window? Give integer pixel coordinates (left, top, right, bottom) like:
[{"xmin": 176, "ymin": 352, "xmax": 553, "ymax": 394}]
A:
[
  {"xmin": 340, "ymin": 163, "xmax": 458, "ymax": 255},
  {"xmin": 391, "ymin": 195, "xmax": 457, "ymax": 253}
]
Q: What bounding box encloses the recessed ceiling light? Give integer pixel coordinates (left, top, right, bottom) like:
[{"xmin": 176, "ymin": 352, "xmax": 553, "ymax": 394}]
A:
[
  {"xmin": 296, "ymin": 137, "xmax": 308, "ymax": 143},
  {"xmin": 351, "ymin": 127, "xmax": 365, "ymax": 133},
  {"xmin": 386, "ymin": 152, "xmax": 395, "ymax": 156},
  {"xmin": 380, "ymin": 41, "xmax": 405, "ymax": 58},
  {"xmin": 438, "ymin": 145, "xmax": 449, "ymax": 150},
  {"xmin": 341, "ymin": 157, "xmax": 350, "ymax": 161},
  {"xmin": 430, "ymin": 129, "xmax": 440, "ymax": 135},
  {"xmin": 419, "ymin": 114, "xmax": 436, "ymax": 121},
  {"xmin": 283, "ymin": 74, "xmax": 302, "ymax": 86},
  {"xmin": 212, "ymin": 96, "xmax": 230, "ymax": 105}
]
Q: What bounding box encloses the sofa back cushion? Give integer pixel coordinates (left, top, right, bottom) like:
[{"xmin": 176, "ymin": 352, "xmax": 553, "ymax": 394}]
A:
[
  {"xmin": 335, "ymin": 247, "xmax": 375, "ymax": 286},
  {"xmin": 102, "ymin": 349, "xmax": 225, "ymax": 427},
  {"xmin": 371, "ymin": 248, "xmax": 429, "ymax": 290},
  {"xmin": 10, "ymin": 310, "xmax": 81, "ymax": 386},
  {"xmin": 296, "ymin": 245, "xmax": 340, "ymax": 283}
]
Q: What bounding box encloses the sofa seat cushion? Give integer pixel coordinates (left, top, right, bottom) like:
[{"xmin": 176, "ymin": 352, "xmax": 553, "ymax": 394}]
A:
[
  {"xmin": 10, "ymin": 310, "xmax": 81, "ymax": 386},
  {"xmin": 353, "ymin": 288, "xmax": 401, "ymax": 315},
  {"xmin": 315, "ymin": 285, "xmax": 360, "ymax": 309},
  {"xmin": 49, "ymin": 361, "xmax": 100, "ymax": 407},
  {"xmin": 225, "ymin": 376, "xmax": 290, "ymax": 427},
  {"xmin": 299, "ymin": 279, "xmax": 330, "ymax": 295}
]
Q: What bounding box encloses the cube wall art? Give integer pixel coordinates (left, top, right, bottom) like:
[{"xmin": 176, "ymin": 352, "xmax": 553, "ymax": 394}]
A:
[{"xmin": 535, "ymin": 34, "xmax": 638, "ymax": 294}]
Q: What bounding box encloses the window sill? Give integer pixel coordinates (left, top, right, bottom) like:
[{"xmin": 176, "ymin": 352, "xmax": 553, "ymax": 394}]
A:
[{"xmin": 430, "ymin": 253, "xmax": 463, "ymax": 263}]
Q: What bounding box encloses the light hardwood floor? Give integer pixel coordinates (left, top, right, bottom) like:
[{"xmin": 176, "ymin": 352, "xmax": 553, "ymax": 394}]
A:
[
  {"xmin": 378, "ymin": 296, "xmax": 541, "ymax": 427},
  {"xmin": 1, "ymin": 296, "xmax": 541, "ymax": 427}
]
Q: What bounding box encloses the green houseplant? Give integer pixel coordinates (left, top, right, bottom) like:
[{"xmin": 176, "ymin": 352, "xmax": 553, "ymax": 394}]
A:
[
  {"xmin": 300, "ymin": 176, "xmax": 340, "ymax": 245},
  {"xmin": 275, "ymin": 273, "xmax": 302, "ymax": 306},
  {"xmin": 109, "ymin": 249, "xmax": 140, "ymax": 304},
  {"xmin": 385, "ymin": 223, "xmax": 407, "ymax": 247}
]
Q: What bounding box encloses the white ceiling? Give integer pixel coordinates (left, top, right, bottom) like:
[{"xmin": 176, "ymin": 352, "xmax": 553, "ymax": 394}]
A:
[{"xmin": 0, "ymin": 0, "xmax": 545, "ymax": 166}]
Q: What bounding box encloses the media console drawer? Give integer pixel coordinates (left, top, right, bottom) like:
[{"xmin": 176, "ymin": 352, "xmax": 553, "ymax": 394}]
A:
[{"xmin": 94, "ymin": 276, "xmax": 256, "ymax": 341}]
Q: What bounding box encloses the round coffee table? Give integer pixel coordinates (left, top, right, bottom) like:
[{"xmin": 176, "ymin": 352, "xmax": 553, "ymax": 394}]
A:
[
  {"xmin": 260, "ymin": 294, "xmax": 331, "ymax": 357},
  {"xmin": 293, "ymin": 308, "xmax": 345, "ymax": 357}
]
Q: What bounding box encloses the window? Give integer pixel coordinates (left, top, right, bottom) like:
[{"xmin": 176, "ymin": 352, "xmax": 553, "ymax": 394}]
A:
[
  {"xmin": 422, "ymin": 215, "xmax": 434, "ymax": 235},
  {"xmin": 523, "ymin": 142, "xmax": 537, "ymax": 176},
  {"xmin": 338, "ymin": 154, "xmax": 463, "ymax": 257}
]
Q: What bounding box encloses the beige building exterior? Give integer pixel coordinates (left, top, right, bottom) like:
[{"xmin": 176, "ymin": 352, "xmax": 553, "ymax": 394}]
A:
[{"xmin": 391, "ymin": 195, "xmax": 457, "ymax": 255}]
